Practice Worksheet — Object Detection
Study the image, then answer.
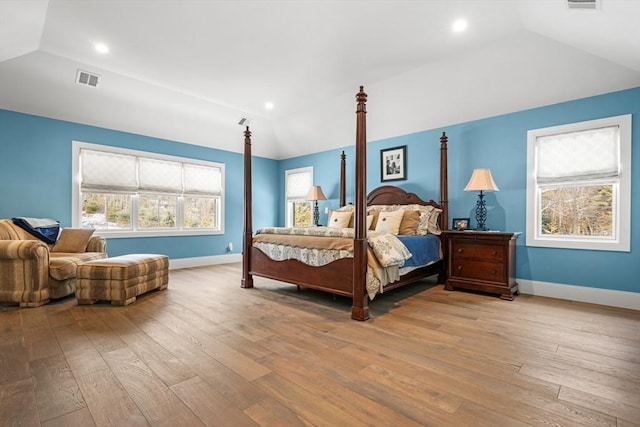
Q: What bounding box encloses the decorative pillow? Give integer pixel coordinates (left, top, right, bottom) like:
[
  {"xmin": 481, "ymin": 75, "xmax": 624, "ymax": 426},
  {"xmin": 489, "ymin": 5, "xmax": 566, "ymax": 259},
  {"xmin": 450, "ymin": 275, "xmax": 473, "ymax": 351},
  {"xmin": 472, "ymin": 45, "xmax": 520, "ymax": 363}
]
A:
[
  {"xmin": 367, "ymin": 208, "xmax": 381, "ymax": 229},
  {"xmin": 366, "ymin": 214, "xmax": 374, "ymax": 230},
  {"xmin": 51, "ymin": 228, "xmax": 95, "ymax": 253},
  {"xmin": 427, "ymin": 208, "xmax": 443, "ymax": 235},
  {"xmin": 399, "ymin": 210, "xmax": 421, "ymax": 235},
  {"xmin": 374, "ymin": 210, "xmax": 405, "ymax": 234},
  {"xmin": 328, "ymin": 211, "xmax": 353, "ymax": 228},
  {"xmin": 336, "ymin": 204, "xmax": 354, "ymax": 212}
]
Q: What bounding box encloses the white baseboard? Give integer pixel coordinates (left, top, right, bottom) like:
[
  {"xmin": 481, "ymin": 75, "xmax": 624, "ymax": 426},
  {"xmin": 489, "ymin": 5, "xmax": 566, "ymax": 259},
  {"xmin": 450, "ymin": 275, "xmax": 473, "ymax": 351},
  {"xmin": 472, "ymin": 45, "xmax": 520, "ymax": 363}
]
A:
[
  {"xmin": 518, "ymin": 279, "xmax": 640, "ymax": 311},
  {"xmin": 168, "ymin": 253, "xmax": 242, "ymax": 270}
]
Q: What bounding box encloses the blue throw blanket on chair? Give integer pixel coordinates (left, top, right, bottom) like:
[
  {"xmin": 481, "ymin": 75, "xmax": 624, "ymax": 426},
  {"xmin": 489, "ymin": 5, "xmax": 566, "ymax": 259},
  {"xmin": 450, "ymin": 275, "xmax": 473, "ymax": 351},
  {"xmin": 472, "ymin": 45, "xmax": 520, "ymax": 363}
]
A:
[{"xmin": 12, "ymin": 217, "xmax": 61, "ymax": 244}]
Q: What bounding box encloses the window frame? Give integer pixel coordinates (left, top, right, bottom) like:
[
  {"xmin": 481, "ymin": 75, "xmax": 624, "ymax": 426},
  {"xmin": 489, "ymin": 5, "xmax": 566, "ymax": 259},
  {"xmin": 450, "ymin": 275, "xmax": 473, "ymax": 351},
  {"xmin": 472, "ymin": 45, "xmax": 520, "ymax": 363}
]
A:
[
  {"xmin": 72, "ymin": 141, "xmax": 225, "ymax": 238},
  {"xmin": 525, "ymin": 114, "xmax": 631, "ymax": 252},
  {"xmin": 284, "ymin": 166, "xmax": 313, "ymax": 227}
]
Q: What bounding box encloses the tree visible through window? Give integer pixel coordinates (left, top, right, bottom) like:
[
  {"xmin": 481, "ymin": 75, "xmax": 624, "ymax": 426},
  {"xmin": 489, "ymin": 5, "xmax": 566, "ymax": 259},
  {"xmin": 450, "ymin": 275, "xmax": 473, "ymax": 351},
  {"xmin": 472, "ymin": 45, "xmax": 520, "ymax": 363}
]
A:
[
  {"xmin": 292, "ymin": 201, "xmax": 311, "ymax": 227},
  {"xmin": 540, "ymin": 184, "xmax": 612, "ymax": 237}
]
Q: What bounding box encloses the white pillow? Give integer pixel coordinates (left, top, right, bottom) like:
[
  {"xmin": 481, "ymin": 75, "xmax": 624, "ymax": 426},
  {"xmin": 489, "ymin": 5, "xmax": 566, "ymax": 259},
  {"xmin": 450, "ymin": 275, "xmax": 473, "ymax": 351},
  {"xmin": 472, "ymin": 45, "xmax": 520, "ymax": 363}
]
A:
[
  {"xmin": 328, "ymin": 211, "xmax": 353, "ymax": 228},
  {"xmin": 374, "ymin": 210, "xmax": 404, "ymax": 234}
]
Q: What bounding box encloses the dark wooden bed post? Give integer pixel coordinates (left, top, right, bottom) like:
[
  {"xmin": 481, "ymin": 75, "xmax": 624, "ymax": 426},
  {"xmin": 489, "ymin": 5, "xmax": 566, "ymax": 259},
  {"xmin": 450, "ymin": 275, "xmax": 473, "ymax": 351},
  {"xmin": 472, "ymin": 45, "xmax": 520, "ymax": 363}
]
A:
[
  {"xmin": 352, "ymin": 86, "xmax": 369, "ymax": 321},
  {"xmin": 439, "ymin": 132, "xmax": 449, "ymax": 232},
  {"xmin": 241, "ymin": 126, "xmax": 253, "ymax": 288},
  {"xmin": 339, "ymin": 151, "xmax": 346, "ymax": 207},
  {"xmin": 438, "ymin": 131, "xmax": 449, "ymax": 285}
]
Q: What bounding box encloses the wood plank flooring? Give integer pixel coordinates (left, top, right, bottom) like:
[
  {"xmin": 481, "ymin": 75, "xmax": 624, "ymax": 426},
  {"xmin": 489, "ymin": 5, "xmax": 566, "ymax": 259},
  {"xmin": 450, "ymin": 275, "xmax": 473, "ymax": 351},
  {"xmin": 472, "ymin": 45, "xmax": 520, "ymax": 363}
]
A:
[{"xmin": 1, "ymin": 263, "xmax": 638, "ymax": 426}]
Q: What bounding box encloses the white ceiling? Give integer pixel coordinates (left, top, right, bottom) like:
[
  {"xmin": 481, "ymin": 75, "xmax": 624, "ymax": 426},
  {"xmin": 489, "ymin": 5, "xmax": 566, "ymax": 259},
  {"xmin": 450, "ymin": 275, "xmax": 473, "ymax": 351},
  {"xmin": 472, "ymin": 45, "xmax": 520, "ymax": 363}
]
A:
[{"xmin": 0, "ymin": 0, "xmax": 639, "ymax": 159}]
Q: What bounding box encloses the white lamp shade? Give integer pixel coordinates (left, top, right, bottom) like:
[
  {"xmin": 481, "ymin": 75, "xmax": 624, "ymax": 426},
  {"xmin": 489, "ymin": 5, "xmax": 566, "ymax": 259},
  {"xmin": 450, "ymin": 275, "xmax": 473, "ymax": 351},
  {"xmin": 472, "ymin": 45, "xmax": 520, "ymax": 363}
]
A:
[
  {"xmin": 464, "ymin": 169, "xmax": 499, "ymax": 192},
  {"xmin": 306, "ymin": 185, "xmax": 327, "ymax": 201}
]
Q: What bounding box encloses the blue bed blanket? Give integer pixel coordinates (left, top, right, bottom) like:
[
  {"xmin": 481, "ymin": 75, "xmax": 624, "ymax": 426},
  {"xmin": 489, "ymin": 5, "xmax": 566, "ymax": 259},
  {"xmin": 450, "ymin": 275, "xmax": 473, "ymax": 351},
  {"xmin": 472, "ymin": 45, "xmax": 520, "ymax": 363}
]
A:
[
  {"xmin": 397, "ymin": 234, "xmax": 441, "ymax": 267},
  {"xmin": 12, "ymin": 217, "xmax": 60, "ymax": 244}
]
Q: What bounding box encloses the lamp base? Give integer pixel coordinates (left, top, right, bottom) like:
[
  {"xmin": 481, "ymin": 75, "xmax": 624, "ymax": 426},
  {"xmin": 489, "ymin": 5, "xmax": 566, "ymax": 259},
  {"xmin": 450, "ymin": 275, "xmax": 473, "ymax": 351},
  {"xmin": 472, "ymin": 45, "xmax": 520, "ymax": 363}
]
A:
[
  {"xmin": 475, "ymin": 190, "xmax": 487, "ymax": 231},
  {"xmin": 312, "ymin": 201, "xmax": 320, "ymax": 227}
]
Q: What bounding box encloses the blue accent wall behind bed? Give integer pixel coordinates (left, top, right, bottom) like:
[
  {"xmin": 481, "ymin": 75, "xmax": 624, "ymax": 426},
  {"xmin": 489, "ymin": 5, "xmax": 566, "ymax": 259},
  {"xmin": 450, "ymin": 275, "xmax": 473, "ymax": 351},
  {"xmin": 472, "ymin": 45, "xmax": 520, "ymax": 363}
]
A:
[{"xmin": 278, "ymin": 88, "xmax": 640, "ymax": 294}]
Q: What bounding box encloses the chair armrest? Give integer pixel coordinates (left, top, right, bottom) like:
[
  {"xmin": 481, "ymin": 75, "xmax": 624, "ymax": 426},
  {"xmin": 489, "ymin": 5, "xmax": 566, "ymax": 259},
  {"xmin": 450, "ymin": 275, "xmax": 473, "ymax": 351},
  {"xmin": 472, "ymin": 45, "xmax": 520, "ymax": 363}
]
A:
[
  {"xmin": 0, "ymin": 239, "xmax": 49, "ymax": 260},
  {"xmin": 86, "ymin": 235, "xmax": 107, "ymax": 253},
  {"xmin": 0, "ymin": 240, "xmax": 50, "ymax": 294}
]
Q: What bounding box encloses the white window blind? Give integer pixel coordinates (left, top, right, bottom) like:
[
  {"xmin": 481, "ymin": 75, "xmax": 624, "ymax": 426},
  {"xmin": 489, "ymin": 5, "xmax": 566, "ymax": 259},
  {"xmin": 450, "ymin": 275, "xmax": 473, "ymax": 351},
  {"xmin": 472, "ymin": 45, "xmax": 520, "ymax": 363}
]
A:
[
  {"xmin": 286, "ymin": 169, "xmax": 312, "ymax": 198},
  {"xmin": 536, "ymin": 126, "xmax": 619, "ymax": 183},
  {"xmin": 184, "ymin": 164, "xmax": 222, "ymax": 195},
  {"xmin": 81, "ymin": 149, "xmax": 138, "ymax": 191},
  {"xmin": 80, "ymin": 148, "xmax": 222, "ymax": 196},
  {"xmin": 138, "ymin": 158, "xmax": 183, "ymax": 193}
]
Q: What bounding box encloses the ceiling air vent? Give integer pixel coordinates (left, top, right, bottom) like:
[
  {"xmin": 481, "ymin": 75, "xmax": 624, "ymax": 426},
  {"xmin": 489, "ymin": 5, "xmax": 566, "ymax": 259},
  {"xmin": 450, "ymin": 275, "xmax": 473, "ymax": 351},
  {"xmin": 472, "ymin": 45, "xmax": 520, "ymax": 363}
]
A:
[
  {"xmin": 567, "ymin": 0, "xmax": 600, "ymax": 10},
  {"xmin": 76, "ymin": 69, "xmax": 100, "ymax": 88}
]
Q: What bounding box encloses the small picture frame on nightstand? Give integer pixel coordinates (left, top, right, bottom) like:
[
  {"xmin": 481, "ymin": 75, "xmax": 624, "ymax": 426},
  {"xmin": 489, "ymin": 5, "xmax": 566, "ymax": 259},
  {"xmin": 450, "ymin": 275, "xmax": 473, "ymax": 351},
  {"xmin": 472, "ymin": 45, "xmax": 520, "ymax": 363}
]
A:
[{"xmin": 452, "ymin": 217, "xmax": 470, "ymax": 231}]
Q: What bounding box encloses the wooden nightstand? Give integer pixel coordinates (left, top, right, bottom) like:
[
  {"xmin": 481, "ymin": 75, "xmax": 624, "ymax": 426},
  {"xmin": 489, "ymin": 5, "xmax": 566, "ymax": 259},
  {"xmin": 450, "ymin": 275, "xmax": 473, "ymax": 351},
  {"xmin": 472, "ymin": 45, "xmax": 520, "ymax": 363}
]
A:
[{"xmin": 442, "ymin": 231, "xmax": 520, "ymax": 300}]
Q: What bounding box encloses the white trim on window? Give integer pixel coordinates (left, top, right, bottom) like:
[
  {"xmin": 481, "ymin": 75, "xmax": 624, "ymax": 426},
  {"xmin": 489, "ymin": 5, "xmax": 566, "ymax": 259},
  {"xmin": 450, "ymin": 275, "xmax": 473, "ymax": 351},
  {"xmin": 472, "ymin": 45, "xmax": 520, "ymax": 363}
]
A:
[
  {"xmin": 526, "ymin": 114, "xmax": 631, "ymax": 251},
  {"xmin": 72, "ymin": 141, "xmax": 225, "ymax": 238}
]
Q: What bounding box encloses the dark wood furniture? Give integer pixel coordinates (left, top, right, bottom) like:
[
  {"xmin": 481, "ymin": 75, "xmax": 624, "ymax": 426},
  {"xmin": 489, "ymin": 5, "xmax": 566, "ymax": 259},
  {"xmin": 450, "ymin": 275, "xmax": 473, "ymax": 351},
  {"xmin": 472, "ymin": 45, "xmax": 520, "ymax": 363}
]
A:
[
  {"xmin": 242, "ymin": 86, "xmax": 449, "ymax": 320},
  {"xmin": 443, "ymin": 231, "xmax": 519, "ymax": 300}
]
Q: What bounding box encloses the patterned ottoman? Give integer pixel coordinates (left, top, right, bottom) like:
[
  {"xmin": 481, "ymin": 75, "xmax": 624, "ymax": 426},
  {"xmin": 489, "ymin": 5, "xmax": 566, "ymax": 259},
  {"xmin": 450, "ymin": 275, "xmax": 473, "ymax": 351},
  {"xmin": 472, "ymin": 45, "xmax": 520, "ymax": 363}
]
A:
[{"xmin": 76, "ymin": 254, "xmax": 168, "ymax": 305}]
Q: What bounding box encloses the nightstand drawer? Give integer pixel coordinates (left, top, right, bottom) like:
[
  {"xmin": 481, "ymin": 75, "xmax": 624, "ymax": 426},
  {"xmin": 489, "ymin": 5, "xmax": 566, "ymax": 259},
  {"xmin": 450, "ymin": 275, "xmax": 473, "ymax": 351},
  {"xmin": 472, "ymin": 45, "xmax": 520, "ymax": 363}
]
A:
[
  {"xmin": 451, "ymin": 242, "xmax": 504, "ymax": 262},
  {"xmin": 450, "ymin": 259, "xmax": 504, "ymax": 282}
]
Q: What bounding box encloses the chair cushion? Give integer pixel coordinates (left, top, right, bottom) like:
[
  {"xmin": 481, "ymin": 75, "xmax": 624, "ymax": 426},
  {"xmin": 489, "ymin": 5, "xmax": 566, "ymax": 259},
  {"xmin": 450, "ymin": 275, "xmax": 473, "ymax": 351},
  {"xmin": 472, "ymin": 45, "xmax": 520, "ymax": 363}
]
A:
[{"xmin": 49, "ymin": 252, "xmax": 107, "ymax": 281}]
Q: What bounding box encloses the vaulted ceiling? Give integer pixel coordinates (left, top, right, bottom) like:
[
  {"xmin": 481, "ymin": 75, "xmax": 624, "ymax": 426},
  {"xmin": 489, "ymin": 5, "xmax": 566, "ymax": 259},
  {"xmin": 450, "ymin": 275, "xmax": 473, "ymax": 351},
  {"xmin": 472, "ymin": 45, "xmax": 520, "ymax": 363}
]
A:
[{"xmin": 1, "ymin": 0, "xmax": 639, "ymax": 159}]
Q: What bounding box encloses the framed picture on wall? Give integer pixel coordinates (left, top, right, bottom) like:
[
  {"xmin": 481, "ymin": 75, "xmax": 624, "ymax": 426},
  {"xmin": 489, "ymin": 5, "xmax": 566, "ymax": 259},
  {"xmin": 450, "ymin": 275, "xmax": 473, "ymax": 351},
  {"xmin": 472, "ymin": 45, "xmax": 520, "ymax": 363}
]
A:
[
  {"xmin": 452, "ymin": 217, "xmax": 470, "ymax": 231},
  {"xmin": 380, "ymin": 145, "xmax": 407, "ymax": 182}
]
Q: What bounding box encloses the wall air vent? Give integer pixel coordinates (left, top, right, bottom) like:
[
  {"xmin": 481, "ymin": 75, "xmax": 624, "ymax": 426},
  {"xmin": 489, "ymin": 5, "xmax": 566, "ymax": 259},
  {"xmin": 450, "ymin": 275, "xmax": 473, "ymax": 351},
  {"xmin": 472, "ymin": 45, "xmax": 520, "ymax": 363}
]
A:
[
  {"xmin": 567, "ymin": 0, "xmax": 600, "ymax": 10},
  {"xmin": 238, "ymin": 117, "xmax": 251, "ymax": 126},
  {"xmin": 76, "ymin": 69, "xmax": 100, "ymax": 87}
]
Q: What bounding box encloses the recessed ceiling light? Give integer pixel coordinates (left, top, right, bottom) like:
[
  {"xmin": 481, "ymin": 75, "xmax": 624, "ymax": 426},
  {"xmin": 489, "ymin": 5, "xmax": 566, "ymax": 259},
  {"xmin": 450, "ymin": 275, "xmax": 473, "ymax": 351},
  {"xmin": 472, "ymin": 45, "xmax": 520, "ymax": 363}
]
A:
[
  {"xmin": 265, "ymin": 102, "xmax": 274, "ymax": 110},
  {"xmin": 452, "ymin": 19, "xmax": 467, "ymax": 33},
  {"xmin": 95, "ymin": 43, "xmax": 109, "ymax": 54}
]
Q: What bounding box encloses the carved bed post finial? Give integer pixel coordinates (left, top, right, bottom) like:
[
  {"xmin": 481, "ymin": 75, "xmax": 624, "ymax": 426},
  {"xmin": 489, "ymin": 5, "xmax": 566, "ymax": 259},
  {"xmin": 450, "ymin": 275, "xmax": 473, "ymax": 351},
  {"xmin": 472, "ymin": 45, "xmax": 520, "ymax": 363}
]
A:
[
  {"xmin": 352, "ymin": 85, "xmax": 369, "ymax": 321},
  {"xmin": 356, "ymin": 86, "xmax": 367, "ymax": 113},
  {"xmin": 242, "ymin": 126, "xmax": 254, "ymax": 288}
]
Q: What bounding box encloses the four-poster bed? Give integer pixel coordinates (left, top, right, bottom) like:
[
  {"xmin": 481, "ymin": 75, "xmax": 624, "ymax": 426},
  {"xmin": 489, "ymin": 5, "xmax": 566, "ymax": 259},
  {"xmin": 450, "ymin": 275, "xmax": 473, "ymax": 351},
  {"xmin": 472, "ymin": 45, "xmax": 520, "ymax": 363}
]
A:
[{"xmin": 242, "ymin": 86, "xmax": 449, "ymax": 321}]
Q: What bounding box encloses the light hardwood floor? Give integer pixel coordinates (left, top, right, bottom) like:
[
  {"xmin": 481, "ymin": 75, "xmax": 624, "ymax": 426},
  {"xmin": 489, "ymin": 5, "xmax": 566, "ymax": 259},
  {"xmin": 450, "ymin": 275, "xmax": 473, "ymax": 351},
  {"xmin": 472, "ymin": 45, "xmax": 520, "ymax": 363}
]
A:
[{"xmin": 1, "ymin": 263, "xmax": 638, "ymax": 426}]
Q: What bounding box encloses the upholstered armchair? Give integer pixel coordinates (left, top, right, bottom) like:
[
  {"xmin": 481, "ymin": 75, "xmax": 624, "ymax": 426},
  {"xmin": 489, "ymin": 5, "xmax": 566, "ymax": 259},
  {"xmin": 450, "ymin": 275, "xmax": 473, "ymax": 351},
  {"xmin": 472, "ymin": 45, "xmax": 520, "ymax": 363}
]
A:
[{"xmin": 0, "ymin": 219, "xmax": 107, "ymax": 307}]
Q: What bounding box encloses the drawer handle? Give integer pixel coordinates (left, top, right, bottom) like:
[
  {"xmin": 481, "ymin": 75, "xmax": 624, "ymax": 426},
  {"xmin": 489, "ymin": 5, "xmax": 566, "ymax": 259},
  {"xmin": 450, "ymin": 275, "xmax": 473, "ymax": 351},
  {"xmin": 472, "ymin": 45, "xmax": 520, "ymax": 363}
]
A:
[
  {"xmin": 491, "ymin": 269, "xmax": 497, "ymax": 275},
  {"xmin": 457, "ymin": 248, "xmax": 463, "ymax": 253},
  {"xmin": 457, "ymin": 266, "xmax": 463, "ymax": 271},
  {"xmin": 492, "ymin": 250, "xmax": 497, "ymax": 256}
]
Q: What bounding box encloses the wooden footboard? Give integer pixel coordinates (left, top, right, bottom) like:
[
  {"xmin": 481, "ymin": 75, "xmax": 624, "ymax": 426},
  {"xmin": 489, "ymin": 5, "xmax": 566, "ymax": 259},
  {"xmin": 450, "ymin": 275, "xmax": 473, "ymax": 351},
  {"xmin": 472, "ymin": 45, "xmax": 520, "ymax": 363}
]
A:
[{"xmin": 249, "ymin": 247, "xmax": 354, "ymax": 296}]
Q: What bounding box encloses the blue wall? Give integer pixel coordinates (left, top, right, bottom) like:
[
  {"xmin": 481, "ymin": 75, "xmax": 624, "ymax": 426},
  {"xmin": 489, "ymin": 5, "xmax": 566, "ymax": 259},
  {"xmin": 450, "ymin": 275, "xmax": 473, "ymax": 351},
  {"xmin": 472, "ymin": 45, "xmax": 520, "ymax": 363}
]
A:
[
  {"xmin": 1, "ymin": 88, "xmax": 638, "ymax": 293},
  {"xmin": 279, "ymin": 88, "xmax": 640, "ymax": 293},
  {"xmin": 0, "ymin": 110, "xmax": 279, "ymax": 258}
]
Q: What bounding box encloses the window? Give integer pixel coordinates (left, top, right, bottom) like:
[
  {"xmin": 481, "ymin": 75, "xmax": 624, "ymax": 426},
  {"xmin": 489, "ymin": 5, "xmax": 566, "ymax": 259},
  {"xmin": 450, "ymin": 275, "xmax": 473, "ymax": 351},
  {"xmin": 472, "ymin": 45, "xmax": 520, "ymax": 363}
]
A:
[
  {"xmin": 526, "ymin": 115, "xmax": 631, "ymax": 251},
  {"xmin": 285, "ymin": 167, "xmax": 313, "ymax": 227},
  {"xmin": 73, "ymin": 142, "xmax": 224, "ymax": 237}
]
